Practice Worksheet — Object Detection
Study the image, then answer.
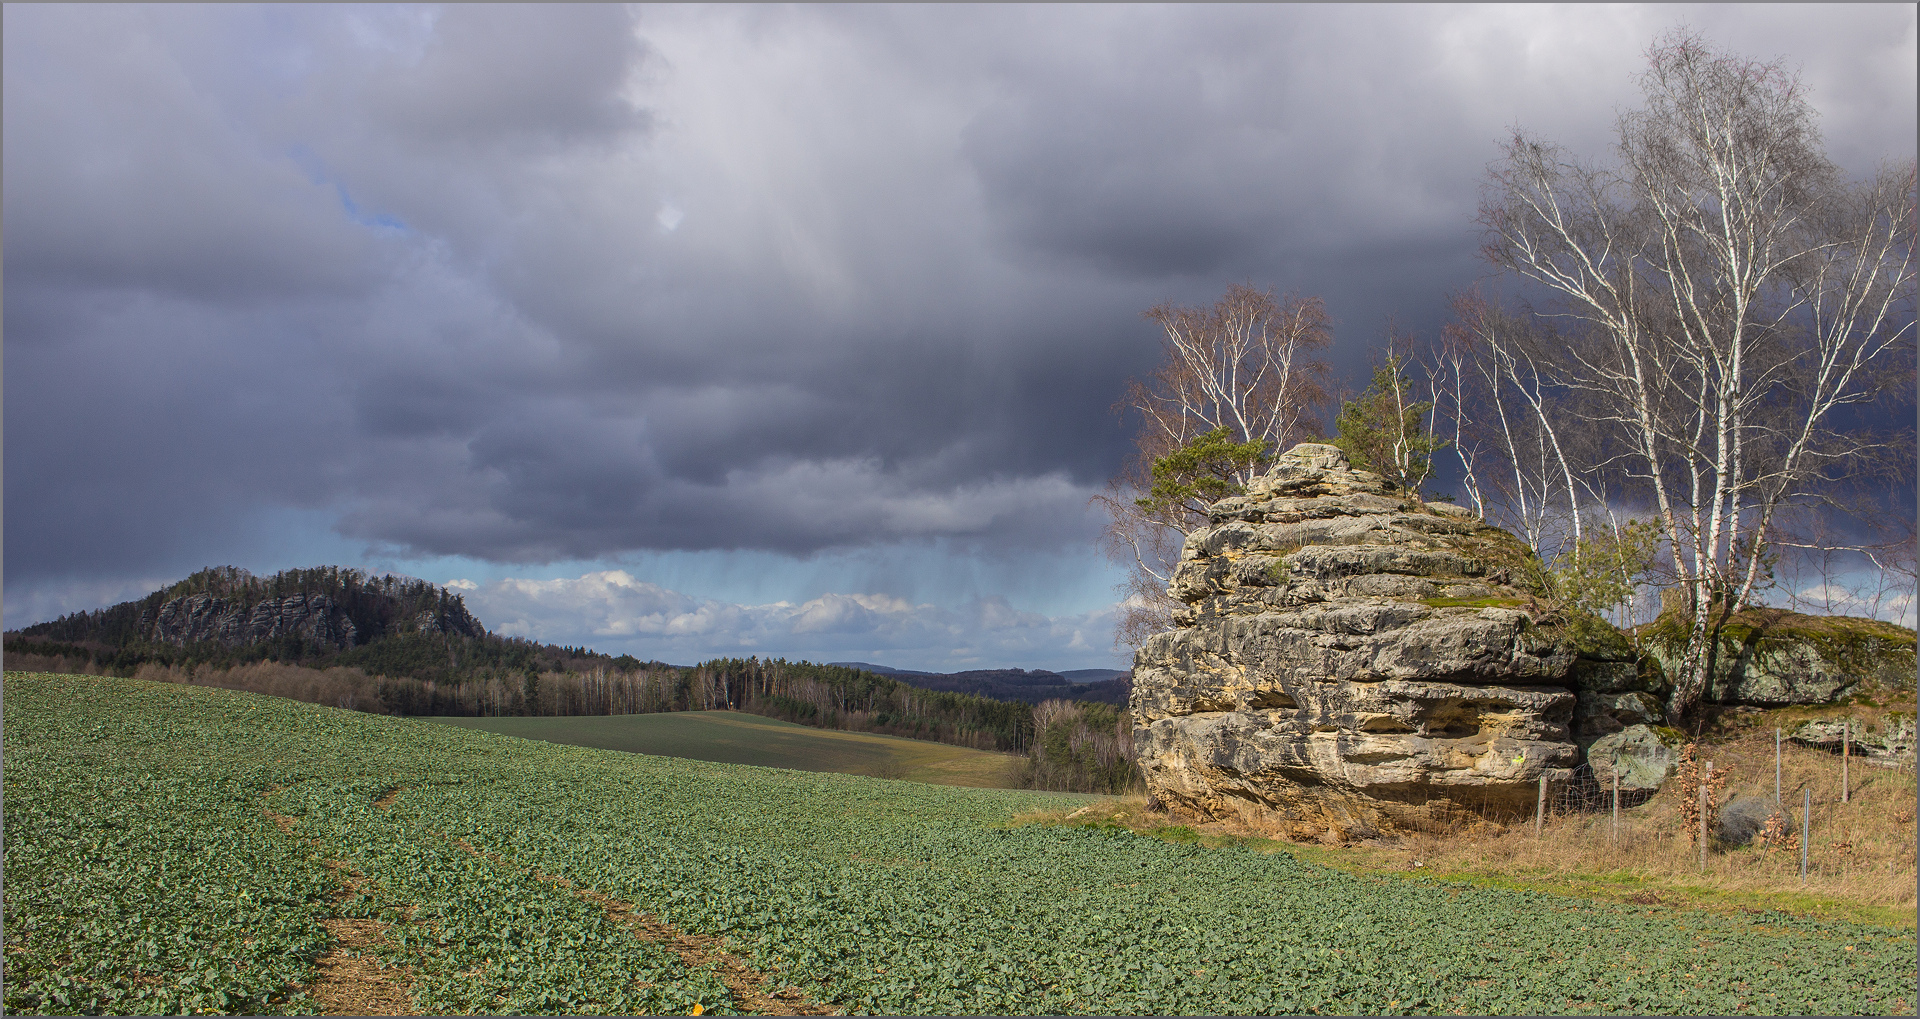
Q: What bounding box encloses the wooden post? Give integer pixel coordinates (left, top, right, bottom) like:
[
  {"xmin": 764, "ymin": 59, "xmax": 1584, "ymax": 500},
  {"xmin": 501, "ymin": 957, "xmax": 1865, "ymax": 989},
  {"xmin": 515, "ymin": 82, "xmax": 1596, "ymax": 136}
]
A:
[
  {"xmin": 1699, "ymin": 762, "xmax": 1711, "ymax": 870},
  {"xmin": 1801, "ymin": 787, "xmax": 1810, "ymax": 882},
  {"xmin": 1841, "ymin": 720, "xmax": 1850, "ymax": 804},
  {"xmin": 1535, "ymin": 774, "xmax": 1546, "ymax": 835}
]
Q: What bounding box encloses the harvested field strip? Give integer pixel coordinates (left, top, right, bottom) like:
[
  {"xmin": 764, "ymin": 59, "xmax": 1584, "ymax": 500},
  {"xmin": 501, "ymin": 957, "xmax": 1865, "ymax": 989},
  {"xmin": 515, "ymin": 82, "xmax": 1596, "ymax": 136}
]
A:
[
  {"xmin": 258, "ymin": 797, "xmax": 419, "ymax": 1016},
  {"xmin": 307, "ymin": 861, "xmax": 417, "ymax": 1018},
  {"xmin": 7, "ymin": 672, "xmax": 1916, "ymax": 1016},
  {"xmin": 448, "ymin": 834, "xmax": 837, "ymax": 1015},
  {"xmin": 310, "ymin": 915, "xmax": 415, "ymax": 1016}
]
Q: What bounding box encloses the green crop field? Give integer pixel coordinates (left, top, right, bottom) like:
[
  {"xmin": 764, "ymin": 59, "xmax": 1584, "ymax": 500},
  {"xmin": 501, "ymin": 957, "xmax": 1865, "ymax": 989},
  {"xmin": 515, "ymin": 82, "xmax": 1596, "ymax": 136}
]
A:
[
  {"xmin": 426, "ymin": 710, "xmax": 1021, "ymax": 788},
  {"xmin": 6, "ymin": 671, "xmax": 1914, "ymax": 1016}
]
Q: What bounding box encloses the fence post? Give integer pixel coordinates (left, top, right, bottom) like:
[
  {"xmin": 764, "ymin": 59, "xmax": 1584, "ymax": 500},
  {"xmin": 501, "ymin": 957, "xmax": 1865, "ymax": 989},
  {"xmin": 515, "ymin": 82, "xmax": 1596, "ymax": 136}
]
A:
[
  {"xmin": 1800, "ymin": 786, "xmax": 1810, "ymax": 883},
  {"xmin": 1535, "ymin": 774, "xmax": 1546, "ymax": 835},
  {"xmin": 1698, "ymin": 762, "xmax": 1711, "ymax": 870},
  {"xmin": 1774, "ymin": 727, "xmax": 1782, "ymax": 806},
  {"xmin": 1841, "ymin": 720, "xmax": 1850, "ymax": 804},
  {"xmin": 1610, "ymin": 767, "xmax": 1619, "ymax": 843}
]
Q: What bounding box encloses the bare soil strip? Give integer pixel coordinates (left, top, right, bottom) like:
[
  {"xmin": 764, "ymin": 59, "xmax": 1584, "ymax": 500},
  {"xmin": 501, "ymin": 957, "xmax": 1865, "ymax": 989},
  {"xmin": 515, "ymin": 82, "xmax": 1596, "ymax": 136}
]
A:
[
  {"xmin": 309, "ymin": 909, "xmax": 417, "ymax": 1016},
  {"xmin": 261, "ymin": 795, "xmax": 419, "ymax": 1015},
  {"xmin": 448, "ymin": 836, "xmax": 836, "ymax": 1016}
]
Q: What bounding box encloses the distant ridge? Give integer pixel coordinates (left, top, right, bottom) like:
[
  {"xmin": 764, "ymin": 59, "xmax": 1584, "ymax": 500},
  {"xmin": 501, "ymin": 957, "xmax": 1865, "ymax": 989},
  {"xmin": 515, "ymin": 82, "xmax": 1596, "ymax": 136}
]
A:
[
  {"xmin": 832, "ymin": 662, "xmax": 1130, "ymax": 684},
  {"xmin": 829, "ymin": 662, "xmax": 1132, "ymax": 707},
  {"xmin": 1058, "ymin": 668, "xmax": 1130, "ymax": 684},
  {"xmin": 828, "ymin": 661, "xmax": 939, "ymax": 677}
]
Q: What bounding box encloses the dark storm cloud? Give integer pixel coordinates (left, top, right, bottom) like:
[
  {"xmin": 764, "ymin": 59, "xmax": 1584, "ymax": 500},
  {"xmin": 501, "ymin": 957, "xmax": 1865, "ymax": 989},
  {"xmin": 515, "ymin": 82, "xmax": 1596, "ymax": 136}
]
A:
[
  {"xmin": 360, "ymin": 5, "xmax": 648, "ymax": 145},
  {"xmin": 5, "ymin": 4, "xmax": 1914, "ymax": 612}
]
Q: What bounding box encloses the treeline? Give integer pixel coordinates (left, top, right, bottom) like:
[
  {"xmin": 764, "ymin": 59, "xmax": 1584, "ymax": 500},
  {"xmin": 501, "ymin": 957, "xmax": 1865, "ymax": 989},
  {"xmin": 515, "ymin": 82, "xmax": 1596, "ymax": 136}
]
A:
[
  {"xmin": 884, "ymin": 667, "xmax": 1131, "ymax": 707},
  {"xmin": 6, "ymin": 650, "xmax": 1139, "ymax": 794},
  {"xmin": 1020, "ymin": 699, "xmax": 1137, "ymax": 794},
  {"xmin": 696, "ymin": 658, "xmax": 1037, "ymax": 753},
  {"xmin": 5, "ymin": 628, "xmax": 657, "ymax": 690}
]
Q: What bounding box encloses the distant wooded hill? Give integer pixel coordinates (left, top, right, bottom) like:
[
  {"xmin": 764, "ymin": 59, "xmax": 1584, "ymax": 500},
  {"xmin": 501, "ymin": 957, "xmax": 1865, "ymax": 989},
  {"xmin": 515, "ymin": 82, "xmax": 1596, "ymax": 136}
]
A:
[
  {"xmin": 829, "ymin": 662, "xmax": 1131, "ymax": 706},
  {"xmin": 7, "ymin": 565, "xmax": 656, "ymax": 686},
  {"xmin": 5, "ymin": 566, "xmax": 1139, "ymax": 793}
]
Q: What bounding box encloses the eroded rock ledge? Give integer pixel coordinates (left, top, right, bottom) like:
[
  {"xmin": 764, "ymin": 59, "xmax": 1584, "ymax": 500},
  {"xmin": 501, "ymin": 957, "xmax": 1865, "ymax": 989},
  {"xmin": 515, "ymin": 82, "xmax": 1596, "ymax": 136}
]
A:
[{"xmin": 1130, "ymin": 443, "xmax": 1652, "ymax": 838}]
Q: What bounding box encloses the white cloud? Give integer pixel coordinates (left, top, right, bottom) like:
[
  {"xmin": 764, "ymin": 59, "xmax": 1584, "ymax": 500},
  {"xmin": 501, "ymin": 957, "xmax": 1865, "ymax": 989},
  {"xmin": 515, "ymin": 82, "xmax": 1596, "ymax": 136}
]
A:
[
  {"xmin": 1788, "ymin": 578, "xmax": 1917, "ymax": 630},
  {"xmin": 455, "ymin": 569, "xmax": 1126, "ymax": 671}
]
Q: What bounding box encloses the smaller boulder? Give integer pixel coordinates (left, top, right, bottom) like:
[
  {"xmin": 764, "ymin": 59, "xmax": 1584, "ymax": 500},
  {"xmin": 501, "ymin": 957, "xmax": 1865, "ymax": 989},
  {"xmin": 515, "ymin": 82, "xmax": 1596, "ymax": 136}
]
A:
[
  {"xmin": 1587, "ymin": 725, "xmax": 1680, "ymax": 791},
  {"xmin": 1718, "ymin": 796, "xmax": 1772, "ymax": 847}
]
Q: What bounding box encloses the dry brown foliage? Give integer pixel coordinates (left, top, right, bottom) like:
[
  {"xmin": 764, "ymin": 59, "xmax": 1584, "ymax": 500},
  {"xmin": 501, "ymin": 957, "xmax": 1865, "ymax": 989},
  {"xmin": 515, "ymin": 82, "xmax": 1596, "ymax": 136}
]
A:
[{"xmin": 1674, "ymin": 742, "xmax": 1731, "ymax": 846}]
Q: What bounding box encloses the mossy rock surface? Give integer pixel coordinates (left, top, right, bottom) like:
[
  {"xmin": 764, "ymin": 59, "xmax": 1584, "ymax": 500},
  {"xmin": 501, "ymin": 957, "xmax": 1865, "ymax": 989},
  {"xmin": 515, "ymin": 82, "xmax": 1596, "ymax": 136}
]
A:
[{"xmin": 1637, "ymin": 608, "xmax": 1916, "ymax": 706}]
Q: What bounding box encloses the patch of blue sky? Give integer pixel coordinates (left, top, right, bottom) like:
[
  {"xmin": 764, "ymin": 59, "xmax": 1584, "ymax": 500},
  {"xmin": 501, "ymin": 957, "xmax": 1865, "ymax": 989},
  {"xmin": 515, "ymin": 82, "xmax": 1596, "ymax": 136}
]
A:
[
  {"xmin": 333, "ymin": 182, "xmax": 408, "ymax": 231},
  {"xmin": 588, "ymin": 545, "xmax": 1128, "ymax": 619},
  {"xmin": 283, "ymin": 143, "xmax": 409, "ymax": 232}
]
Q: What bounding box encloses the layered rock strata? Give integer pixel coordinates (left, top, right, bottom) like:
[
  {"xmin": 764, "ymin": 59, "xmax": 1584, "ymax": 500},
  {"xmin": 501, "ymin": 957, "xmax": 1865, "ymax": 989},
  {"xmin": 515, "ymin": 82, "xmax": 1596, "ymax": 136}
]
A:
[{"xmin": 1130, "ymin": 443, "xmax": 1648, "ymax": 838}]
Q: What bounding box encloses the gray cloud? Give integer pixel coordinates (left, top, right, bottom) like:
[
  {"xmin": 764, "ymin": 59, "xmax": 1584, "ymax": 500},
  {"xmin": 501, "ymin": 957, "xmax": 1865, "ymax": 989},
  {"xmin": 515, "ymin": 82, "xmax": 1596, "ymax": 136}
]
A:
[{"xmin": 5, "ymin": 4, "xmax": 1913, "ymax": 627}]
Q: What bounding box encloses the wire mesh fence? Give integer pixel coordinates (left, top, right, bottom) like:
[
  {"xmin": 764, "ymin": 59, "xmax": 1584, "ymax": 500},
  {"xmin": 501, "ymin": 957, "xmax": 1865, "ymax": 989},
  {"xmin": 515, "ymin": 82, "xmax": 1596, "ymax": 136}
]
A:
[
  {"xmin": 1520, "ymin": 721, "xmax": 1915, "ymax": 886},
  {"xmin": 1541, "ymin": 762, "xmax": 1658, "ymax": 817}
]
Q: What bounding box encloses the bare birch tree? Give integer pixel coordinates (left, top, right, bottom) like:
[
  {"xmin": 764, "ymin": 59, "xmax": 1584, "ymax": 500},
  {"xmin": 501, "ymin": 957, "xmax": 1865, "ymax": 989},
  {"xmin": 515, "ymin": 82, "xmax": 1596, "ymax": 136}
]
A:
[
  {"xmin": 1099, "ymin": 284, "xmax": 1332, "ymax": 650},
  {"xmin": 1480, "ymin": 30, "xmax": 1917, "ymax": 719},
  {"xmin": 1429, "ymin": 293, "xmax": 1667, "ymax": 635},
  {"xmin": 1430, "ymin": 291, "xmax": 1598, "ymax": 558}
]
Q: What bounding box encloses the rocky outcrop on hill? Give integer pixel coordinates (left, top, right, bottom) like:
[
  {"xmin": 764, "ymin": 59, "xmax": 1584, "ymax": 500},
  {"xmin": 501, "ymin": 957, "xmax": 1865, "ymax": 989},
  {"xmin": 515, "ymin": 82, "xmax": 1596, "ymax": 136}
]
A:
[
  {"xmin": 141, "ymin": 593, "xmax": 360, "ymax": 650},
  {"xmin": 136, "ymin": 587, "xmax": 491, "ymax": 651},
  {"xmin": 1130, "ymin": 442, "xmax": 1655, "ymax": 838}
]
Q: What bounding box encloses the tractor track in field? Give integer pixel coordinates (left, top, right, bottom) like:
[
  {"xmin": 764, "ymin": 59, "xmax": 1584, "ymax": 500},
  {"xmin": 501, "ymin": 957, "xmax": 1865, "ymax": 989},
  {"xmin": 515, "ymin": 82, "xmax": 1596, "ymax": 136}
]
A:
[
  {"xmin": 266, "ymin": 782, "xmax": 834, "ymax": 1015},
  {"xmin": 447, "ymin": 835, "xmax": 838, "ymax": 1015},
  {"xmin": 262, "ymin": 793, "xmax": 420, "ymax": 1015}
]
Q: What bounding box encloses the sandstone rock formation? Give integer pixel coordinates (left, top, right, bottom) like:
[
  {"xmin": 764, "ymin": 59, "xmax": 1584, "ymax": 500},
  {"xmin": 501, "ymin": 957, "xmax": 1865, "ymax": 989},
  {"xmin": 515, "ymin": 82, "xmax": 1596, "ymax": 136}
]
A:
[
  {"xmin": 141, "ymin": 592, "xmax": 359, "ymax": 650},
  {"xmin": 1130, "ymin": 442, "xmax": 1654, "ymax": 837}
]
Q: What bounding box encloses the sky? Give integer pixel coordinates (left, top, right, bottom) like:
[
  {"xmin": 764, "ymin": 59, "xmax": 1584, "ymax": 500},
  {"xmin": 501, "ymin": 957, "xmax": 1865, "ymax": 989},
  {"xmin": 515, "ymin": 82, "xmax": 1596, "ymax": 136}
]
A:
[{"xmin": 5, "ymin": 4, "xmax": 1915, "ymax": 671}]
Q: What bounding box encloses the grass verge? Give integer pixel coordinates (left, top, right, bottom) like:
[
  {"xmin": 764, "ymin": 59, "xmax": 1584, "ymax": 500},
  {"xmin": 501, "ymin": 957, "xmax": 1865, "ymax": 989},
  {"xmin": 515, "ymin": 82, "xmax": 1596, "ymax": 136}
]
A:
[{"xmin": 1013, "ymin": 709, "xmax": 1917, "ymax": 931}]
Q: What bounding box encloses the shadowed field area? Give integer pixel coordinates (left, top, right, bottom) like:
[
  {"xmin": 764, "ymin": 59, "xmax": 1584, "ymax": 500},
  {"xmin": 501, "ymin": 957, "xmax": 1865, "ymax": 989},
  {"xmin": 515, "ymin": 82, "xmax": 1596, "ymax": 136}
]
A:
[{"xmin": 426, "ymin": 710, "xmax": 1022, "ymax": 788}]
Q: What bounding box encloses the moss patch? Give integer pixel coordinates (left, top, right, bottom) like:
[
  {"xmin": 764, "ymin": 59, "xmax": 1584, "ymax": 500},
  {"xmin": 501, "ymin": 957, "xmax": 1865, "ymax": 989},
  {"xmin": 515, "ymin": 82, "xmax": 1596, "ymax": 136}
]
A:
[
  {"xmin": 1418, "ymin": 596, "xmax": 1527, "ymax": 609},
  {"xmin": 1639, "ymin": 609, "xmax": 1915, "ymax": 670}
]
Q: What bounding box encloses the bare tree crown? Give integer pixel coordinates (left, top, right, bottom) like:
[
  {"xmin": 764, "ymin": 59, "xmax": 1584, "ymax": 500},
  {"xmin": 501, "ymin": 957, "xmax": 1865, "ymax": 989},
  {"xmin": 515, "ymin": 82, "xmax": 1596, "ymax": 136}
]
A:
[
  {"xmin": 1100, "ymin": 284, "xmax": 1332, "ymax": 651},
  {"xmin": 1476, "ymin": 29, "xmax": 1916, "ymax": 720}
]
